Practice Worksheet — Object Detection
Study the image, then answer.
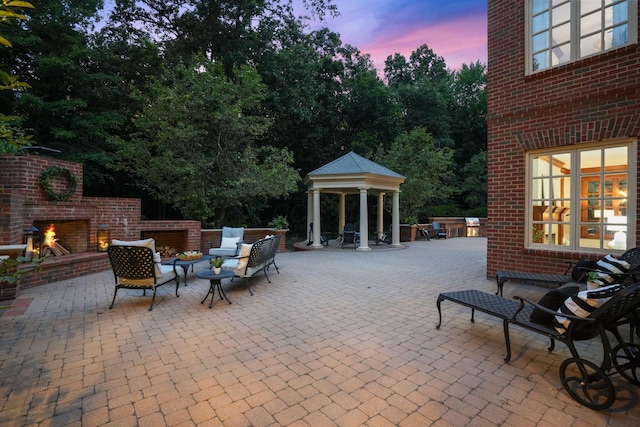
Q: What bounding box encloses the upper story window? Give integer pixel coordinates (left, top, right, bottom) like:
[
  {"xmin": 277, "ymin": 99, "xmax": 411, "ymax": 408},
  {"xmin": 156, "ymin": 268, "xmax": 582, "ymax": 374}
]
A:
[
  {"xmin": 528, "ymin": 0, "xmax": 638, "ymax": 73},
  {"xmin": 528, "ymin": 140, "xmax": 636, "ymax": 252}
]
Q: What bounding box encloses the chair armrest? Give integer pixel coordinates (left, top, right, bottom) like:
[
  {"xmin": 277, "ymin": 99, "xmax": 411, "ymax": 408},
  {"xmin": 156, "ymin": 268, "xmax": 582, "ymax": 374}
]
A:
[
  {"xmin": 511, "ymin": 295, "xmax": 597, "ymax": 324},
  {"xmin": 564, "ymin": 261, "xmax": 573, "ymax": 275}
]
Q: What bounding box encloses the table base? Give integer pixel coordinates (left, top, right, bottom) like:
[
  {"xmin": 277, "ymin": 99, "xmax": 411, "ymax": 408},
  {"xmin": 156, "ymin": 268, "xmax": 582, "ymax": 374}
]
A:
[{"xmin": 201, "ymin": 279, "xmax": 232, "ymax": 308}]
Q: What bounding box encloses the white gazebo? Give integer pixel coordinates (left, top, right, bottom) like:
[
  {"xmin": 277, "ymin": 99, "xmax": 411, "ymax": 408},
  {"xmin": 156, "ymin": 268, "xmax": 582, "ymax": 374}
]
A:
[{"xmin": 303, "ymin": 151, "xmax": 406, "ymax": 250}]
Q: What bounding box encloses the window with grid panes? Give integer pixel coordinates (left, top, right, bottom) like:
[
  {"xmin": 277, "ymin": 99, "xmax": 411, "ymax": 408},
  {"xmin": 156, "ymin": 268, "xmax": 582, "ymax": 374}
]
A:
[
  {"xmin": 528, "ymin": 141, "xmax": 635, "ymax": 251},
  {"xmin": 528, "ymin": 0, "xmax": 637, "ymax": 73}
]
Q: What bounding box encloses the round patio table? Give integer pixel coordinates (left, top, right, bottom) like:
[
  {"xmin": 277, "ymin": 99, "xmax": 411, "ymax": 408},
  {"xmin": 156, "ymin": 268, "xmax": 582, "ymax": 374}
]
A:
[{"xmin": 195, "ymin": 269, "xmax": 234, "ymax": 308}]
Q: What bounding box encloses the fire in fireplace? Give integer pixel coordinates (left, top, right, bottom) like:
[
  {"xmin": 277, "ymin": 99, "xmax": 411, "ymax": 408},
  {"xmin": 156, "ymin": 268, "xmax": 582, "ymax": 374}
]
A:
[
  {"xmin": 33, "ymin": 220, "xmax": 89, "ymax": 256},
  {"xmin": 41, "ymin": 224, "xmax": 70, "ymax": 257}
]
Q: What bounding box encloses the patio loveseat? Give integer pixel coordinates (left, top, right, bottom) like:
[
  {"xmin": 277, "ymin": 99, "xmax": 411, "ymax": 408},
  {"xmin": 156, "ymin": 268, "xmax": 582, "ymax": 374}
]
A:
[{"xmin": 222, "ymin": 234, "xmax": 280, "ymax": 295}]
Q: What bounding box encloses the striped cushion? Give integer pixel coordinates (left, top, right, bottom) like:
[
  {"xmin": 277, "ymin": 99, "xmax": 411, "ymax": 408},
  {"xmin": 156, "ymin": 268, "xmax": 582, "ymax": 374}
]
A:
[
  {"xmin": 553, "ymin": 284, "xmax": 622, "ymax": 337},
  {"xmin": 590, "ymin": 255, "xmax": 630, "ymax": 287}
]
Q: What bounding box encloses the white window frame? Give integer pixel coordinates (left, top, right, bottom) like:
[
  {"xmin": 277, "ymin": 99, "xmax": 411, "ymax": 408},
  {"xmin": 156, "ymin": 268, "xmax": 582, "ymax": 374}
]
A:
[
  {"xmin": 526, "ymin": 139, "xmax": 636, "ymax": 253},
  {"xmin": 525, "ymin": 0, "xmax": 638, "ymax": 74}
]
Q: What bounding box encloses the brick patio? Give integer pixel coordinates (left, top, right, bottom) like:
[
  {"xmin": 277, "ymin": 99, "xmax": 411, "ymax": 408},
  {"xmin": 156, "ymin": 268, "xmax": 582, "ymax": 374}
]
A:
[{"xmin": 1, "ymin": 238, "xmax": 638, "ymax": 426}]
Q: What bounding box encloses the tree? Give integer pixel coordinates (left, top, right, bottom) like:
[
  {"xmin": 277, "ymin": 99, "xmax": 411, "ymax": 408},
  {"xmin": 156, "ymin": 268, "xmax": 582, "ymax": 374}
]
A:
[
  {"xmin": 0, "ymin": 0, "xmax": 33, "ymax": 154},
  {"xmin": 376, "ymin": 127, "xmax": 457, "ymax": 220},
  {"xmin": 384, "ymin": 44, "xmax": 453, "ymax": 138},
  {"xmin": 111, "ymin": 56, "xmax": 299, "ymax": 226},
  {"xmin": 450, "ymin": 61, "xmax": 487, "ymax": 167},
  {"xmin": 459, "ymin": 150, "xmax": 487, "ymax": 209}
]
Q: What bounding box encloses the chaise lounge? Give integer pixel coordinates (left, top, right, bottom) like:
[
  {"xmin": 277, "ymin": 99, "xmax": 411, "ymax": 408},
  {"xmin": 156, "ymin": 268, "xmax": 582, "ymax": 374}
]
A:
[{"xmin": 436, "ymin": 284, "xmax": 640, "ymax": 409}]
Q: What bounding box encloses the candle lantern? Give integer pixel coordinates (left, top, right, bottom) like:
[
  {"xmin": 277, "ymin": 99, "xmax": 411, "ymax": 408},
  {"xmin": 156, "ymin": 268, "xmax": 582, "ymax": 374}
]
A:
[
  {"xmin": 23, "ymin": 226, "xmax": 41, "ymax": 261},
  {"xmin": 97, "ymin": 224, "xmax": 110, "ymax": 252}
]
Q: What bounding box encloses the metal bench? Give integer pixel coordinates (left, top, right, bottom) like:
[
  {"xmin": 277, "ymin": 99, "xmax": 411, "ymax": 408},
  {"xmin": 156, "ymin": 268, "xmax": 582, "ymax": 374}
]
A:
[
  {"xmin": 495, "ymin": 270, "xmax": 572, "ymax": 296},
  {"xmin": 436, "ymin": 285, "xmax": 640, "ymax": 410}
]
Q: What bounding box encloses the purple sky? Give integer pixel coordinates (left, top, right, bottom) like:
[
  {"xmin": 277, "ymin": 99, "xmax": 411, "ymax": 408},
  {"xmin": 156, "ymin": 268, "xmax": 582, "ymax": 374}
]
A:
[
  {"xmin": 100, "ymin": 1, "xmax": 487, "ymax": 72},
  {"xmin": 299, "ymin": 0, "xmax": 488, "ymax": 72}
]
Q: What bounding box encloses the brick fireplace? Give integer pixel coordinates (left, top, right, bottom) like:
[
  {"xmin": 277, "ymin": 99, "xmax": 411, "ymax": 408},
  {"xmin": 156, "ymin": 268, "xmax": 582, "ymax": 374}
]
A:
[{"xmin": 0, "ymin": 154, "xmax": 201, "ymax": 290}]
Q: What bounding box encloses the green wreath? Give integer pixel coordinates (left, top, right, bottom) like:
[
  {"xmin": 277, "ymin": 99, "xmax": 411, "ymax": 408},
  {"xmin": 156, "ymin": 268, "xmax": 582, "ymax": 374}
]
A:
[{"xmin": 38, "ymin": 165, "xmax": 78, "ymax": 201}]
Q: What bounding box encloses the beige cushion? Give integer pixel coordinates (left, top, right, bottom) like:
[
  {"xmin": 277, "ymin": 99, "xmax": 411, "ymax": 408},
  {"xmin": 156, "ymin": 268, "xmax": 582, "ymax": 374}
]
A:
[
  {"xmin": 118, "ymin": 264, "xmax": 176, "ymax": 287},
  {"xmin": 237, "ymin": 244, "xmax": 252, "ymax": 270},
  {"xmin": 111, "ymin": 238, "xmax": 161, "ymax": 276}
]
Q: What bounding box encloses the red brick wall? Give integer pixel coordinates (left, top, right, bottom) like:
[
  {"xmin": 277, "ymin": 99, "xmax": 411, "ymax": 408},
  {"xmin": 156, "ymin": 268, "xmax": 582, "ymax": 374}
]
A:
[
  {"xmin": 201, "ymin": 228, "xmax": 288, "ymax": 253},
  {"xmin": 487, "ymin": 0, "xmax": 640, "ymax": 277}
]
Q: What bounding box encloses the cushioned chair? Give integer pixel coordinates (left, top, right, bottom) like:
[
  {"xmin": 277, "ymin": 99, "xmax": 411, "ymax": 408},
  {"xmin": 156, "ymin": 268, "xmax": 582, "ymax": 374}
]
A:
[
  {"xmin": 222, "ymin": 235, "xmax": 279, "ymax": 295},
  {"xmin": 431, "ymin": 221, "xmax": 447, "ymax": 239},
  {"xmin": 107, "ymin": 238, "xmax": 179, "ymax": 311},
  {"xmin": 209, "ymin": 227, "xmax": 244, "ymax": 257},
  {"xmin": 342, "ymin": 223, "xmax": 357, "ymax": 249}
]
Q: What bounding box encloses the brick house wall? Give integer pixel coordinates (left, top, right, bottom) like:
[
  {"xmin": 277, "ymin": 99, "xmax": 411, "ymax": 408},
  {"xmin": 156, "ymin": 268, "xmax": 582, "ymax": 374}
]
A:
[{"xmin": 486, "ymin": 0, "xmax": 640, "ymax": 277}]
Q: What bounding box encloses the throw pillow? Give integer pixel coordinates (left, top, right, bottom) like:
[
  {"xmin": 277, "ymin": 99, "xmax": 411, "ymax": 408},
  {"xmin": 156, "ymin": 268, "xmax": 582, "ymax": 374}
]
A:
[
  {"xmin": 591, "ymin": 255, "xmax": 630, "ymax": 287},
  {"xmin": 111, "ymin": 238, "xmax": 156, "ymax": 252},
  {"xmin": 530, "ymin": 286, "xmax": 579, "ymax": 324},
  {"xmin": 236, "ymin": 243, "xmax": 252, "ymax": 270},
  {"xmin": 221, "ymin": 236, "xmax": 240, "ymax": 249},
  {"xmin": 553, "ymin": 283, "xmax": 623, "ymax": 338},
  {"xmin": 111, "ymin": 238, "xmax": 160, "ymax": 276}
]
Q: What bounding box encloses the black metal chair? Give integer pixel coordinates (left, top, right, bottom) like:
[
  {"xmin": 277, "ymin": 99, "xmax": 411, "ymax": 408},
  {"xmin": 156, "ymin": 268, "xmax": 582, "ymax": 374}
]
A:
[
  {"xmin": 341, "ymin": 223, "xmax": 357, "ymax": 249},
  {"xmin": 511, "ymin": 283, "xmax": 640, "ymax": 410},
  {"xmin": 431, "ymin": 221, "xmax": 447, "ymax": 239},
  {"xmin": 107, "ymin": 245, "xmax": 179, "ymax": 311}
]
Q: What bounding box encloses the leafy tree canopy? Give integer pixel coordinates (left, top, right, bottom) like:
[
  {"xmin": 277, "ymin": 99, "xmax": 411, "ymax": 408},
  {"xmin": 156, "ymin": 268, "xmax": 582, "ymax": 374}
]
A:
[
  {"xmin": 376, "ymin": 127, "xmax": 457, "ymax": 220},
  {"xmin": 110, "ymin": 55, "xmax": 299, "ymax": 226}
]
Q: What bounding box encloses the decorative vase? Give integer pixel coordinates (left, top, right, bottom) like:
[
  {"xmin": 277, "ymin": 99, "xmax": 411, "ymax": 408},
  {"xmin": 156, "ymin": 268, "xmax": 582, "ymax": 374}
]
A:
[{"xmin": 214, "ymin": 267, "xmax": 221, "ymax": 275}]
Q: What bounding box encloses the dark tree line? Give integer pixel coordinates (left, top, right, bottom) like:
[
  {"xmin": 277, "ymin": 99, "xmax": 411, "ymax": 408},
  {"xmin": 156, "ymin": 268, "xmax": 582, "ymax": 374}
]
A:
[{"xmin": 1, "ymin": 0, "xmax": 487, "ymax": 234}]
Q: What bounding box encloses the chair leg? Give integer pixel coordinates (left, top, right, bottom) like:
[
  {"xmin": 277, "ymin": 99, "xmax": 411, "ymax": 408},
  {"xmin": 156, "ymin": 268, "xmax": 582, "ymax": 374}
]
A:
[
  {"xmin": 244, "ymin": 277, "xmax": 253, "ymax": 295},
  {"xmin": 174, "ymin": 277, "xmax": 180, "ymax": 297},
  {"xmin": 109, "ymin": 287, "xmax": 119, "ymax": 309},
  {"xmin": 263, "ymin": 269, "xmax": 271, "ymax": 283},
  {"xmin": 148, "ymin": 288, "xmax": 157, "ymax": 311}
]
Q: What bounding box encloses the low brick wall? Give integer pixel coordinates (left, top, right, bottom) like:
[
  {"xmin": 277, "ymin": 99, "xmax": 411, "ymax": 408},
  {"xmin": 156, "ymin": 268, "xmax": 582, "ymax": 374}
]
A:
[
  {"xmin": 201, "ymin": 228, "xmax": 287, "ymax": 254},
  {"xmin": 16, "ymin": 252, "xmax": 111, "ymax": 290}
]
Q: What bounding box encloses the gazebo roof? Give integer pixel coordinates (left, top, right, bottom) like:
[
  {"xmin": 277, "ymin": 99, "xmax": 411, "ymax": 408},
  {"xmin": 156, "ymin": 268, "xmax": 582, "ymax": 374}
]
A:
[
  {"xmin": 307, "ymin": 151, "xmax": 405, "ymax": 178},
  {"xmin": 304, "ymin": 151, "xmax": 405, "ymax": 194}
]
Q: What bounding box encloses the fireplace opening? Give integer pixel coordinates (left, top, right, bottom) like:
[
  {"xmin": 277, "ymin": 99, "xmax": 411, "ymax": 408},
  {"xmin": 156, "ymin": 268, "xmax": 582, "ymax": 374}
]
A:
[
  {"xmin": 141, "ymin": 230, "xmax": 189, "ymax": 257},
  {"xmin": 34, "ymin": 220, "xmax": 89, "ymax": 256}
]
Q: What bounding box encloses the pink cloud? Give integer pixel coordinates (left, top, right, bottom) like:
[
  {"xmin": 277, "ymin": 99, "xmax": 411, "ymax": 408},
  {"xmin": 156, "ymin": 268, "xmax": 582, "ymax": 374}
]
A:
[{"xmin": 360, "ymin": 14, "xmax": 487, "ymax": 72}]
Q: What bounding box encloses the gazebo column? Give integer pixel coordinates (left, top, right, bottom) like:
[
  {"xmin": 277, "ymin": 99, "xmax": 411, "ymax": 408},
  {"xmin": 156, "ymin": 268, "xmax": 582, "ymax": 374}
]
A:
[
  {"xmin": 339, "ymin": 192, "xmax": 346, "ymax": 237},
  {"xmin": 391, "ymin": 190, "xmax": 401, "ymax": 247},
  {"xmin": 377, "ymin": 192, "xmax": 385, "ymax": 241},
  {"xmin": 358, "ymin": 188, "xmax": 370, "ymax": 251},
  {"xmin": 312, "ymin": 189, "xmax": 323, "ymax": 248},
  {"xmin": 307, "ymin": 190, "xmax": 313, "ymax": 243}
]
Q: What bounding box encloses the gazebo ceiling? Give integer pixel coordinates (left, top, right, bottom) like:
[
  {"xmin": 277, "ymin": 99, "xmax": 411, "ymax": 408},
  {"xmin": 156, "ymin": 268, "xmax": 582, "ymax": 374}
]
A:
[{"xmin": 304, "ymin": 152, "xmax": 405, "ymax": 194}]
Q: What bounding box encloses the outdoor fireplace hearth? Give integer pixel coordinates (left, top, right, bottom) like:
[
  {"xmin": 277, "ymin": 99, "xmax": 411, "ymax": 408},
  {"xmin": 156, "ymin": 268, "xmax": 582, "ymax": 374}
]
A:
[
  {"xmin": 33, "ymin": 220, "xmax": 89, "ymax": 257},
  {"xmin": 1, "ymin": 154, "xmax": 202, "ymax": 289}
]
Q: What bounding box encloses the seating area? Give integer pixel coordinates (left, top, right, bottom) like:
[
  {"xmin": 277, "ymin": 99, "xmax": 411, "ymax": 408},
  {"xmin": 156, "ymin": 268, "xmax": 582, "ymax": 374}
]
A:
[
  {"xmin": 4, "ymin": 237, "xmax": 640, "ymax": 424},
  {"xmin": 496, "ymin": 247, "xmax": 640, "ymax": 296},
  {"xmin": 438, "ymin": 249, "xmax": 640, "ymax": 410},
  {"xmin": 437, "ymin": 284, "xmax": 640, "ymax": 410}
]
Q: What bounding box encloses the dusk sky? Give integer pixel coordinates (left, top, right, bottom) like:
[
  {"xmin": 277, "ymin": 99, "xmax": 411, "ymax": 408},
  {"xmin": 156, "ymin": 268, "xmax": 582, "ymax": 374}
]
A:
[
  {"xmin": 101, "ymin": 1, "xmax": 488, "ymax": 72},
  {"xmin": 300, "ymin": 0, "xmax": 488, "ymax": 72}
]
